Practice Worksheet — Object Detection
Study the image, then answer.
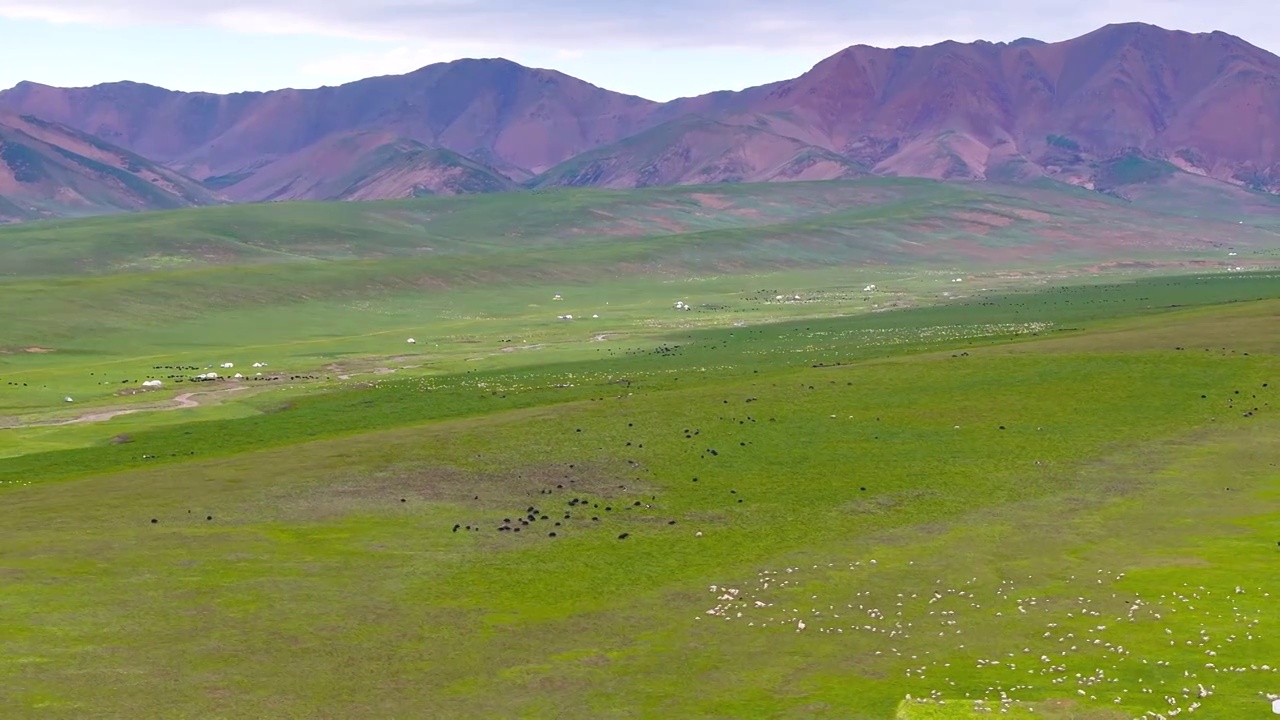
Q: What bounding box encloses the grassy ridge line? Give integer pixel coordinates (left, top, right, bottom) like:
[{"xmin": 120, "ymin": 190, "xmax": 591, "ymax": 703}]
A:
[
  {"xmin": 2, "ymin": 177, "xmax": 1273, "ymax": 280},
  {"xmin": 0, "ymin": 180, "xmax": 941, "ymax": 277}
]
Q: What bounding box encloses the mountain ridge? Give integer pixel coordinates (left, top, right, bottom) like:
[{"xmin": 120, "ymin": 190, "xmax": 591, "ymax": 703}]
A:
[{"xmin": 1, "ymin": 21, "xmax": 1278, "ymax": 218}]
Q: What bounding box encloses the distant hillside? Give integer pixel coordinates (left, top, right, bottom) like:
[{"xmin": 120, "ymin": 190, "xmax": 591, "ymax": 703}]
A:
[
  {"xmin": 0, "ymin": 113, "xmax": 218, "ymax": 223},
  {"xmin": 532, "ymin": 116, "xmax": 866, "ymax": 189},
  {"xmin": 216, "ymin": 130, "xmax": 519, "ymax": 202}
]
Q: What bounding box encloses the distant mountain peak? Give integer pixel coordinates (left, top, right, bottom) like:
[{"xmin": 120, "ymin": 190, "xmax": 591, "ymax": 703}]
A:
[{"xmin": 1, "ymin": 20, "xmax": 1279, "ymax": 218}]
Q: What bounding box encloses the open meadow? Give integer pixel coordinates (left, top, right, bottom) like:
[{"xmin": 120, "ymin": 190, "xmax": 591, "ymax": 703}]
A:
[{"xmin": 2, "ymin": 179, "xmax": 1280, "ymax": 719}]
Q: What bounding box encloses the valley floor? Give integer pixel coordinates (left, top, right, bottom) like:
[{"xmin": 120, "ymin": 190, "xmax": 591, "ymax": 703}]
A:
[
  {"xmin": 2, "ymin": 181, "xmax": 1279, "ymax": 718},
  {"xmin": 3, "ymin": 271, "xmax": 1279, "ymax": 719}
]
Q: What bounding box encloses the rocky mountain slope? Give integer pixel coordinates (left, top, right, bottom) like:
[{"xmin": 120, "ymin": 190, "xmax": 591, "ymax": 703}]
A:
[
  {"xmin": 1, "ymin": 22, "xmax": 1277, "ymax": 215},
  {"xmin": 0, "ymin": 113, "xmax": 217, "ymax": 223}
]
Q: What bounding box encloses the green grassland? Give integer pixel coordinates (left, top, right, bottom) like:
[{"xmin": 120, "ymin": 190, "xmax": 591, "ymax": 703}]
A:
[
  {"xmin": 2, "ymin": 179, "xmax": 1280, "ymax": 718},
  {"xmin": 0, "ymin": 178, "xmax": 1270, "ymax": 445}
]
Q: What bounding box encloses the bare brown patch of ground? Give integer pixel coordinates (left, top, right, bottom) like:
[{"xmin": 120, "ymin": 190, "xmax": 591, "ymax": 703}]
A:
[
  {"xmin": 689, "ymin": 193, "xmax": 734, "ymax": 210},
  {"xmin": 270, "ymin": 460, "xmax": 660, "ymax": 525},
  {"xmin": 1036, "ymin": 228, "xmax": 1090, "ymax": 244},
  {"xmin": 839, "ymin": 488, "xmax": 939, "ymax": 516},
  {"xmin": 574, "ymin": 216, "xmax": 655, "ymax": 237},
  {"xmin": 953, "ymin": 220, "xmax": 999, "ymax": 235},
  {"xmin": 953, "ymin": 210, "xmax": 1017, "ymax": 228},
  {"xmin": 999, "ymin": 206, "xmax": 1055, "ymax": 222},
  {"xmin": 903, "ymin": 221, "xmax": 949, "ymax": 234},
  {"xmin": 643, "ymin": 214, "xmax": 690, "ymax": 233}
]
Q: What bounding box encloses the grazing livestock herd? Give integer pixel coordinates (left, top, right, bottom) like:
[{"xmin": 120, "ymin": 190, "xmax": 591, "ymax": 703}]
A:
[
  {"xmin": 702, "ymin": 561, "xmax": 1277, "ymax": 717},
  {"xmin": 436, "ymin": 387, "xmax": 794, "ymax": 541},
  {"xmin": 429, "ymin": 364, "xmax": 1274, "ymax": 552},
  {"xmin": 417, "ymin": 351, "xmax": 1278, "ymax": 718}
]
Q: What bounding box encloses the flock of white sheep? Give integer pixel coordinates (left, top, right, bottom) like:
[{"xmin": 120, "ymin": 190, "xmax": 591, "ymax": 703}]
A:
[{"xmin": 699, "ymin": 559, "xmax": 1277, "ymax": 718}]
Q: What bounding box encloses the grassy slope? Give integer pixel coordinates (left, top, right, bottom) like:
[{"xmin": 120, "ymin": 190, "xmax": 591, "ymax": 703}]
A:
[
  {"xmin": 0, "ymin": 179, "xmax": 965, "ymax": 276},
  {"xmin": 4, "ymin": 267, "xmax": 1277, "ymax": 457},
  {"xmin": 2, "ymin": 280, "xmax": 1279, "ymax": 718},
  {"xmin": 3, "ymin": 178, "xmax": 1274, "ymax": 279}
]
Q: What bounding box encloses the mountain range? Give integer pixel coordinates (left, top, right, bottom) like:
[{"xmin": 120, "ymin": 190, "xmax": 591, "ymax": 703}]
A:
[{"xmin": 1, "ymin": 21, "xmax": 1278, "ymax": 222}]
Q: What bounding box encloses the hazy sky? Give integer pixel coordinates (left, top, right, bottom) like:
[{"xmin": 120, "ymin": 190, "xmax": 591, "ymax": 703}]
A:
[{"xmin": 1, "ymin": 1, "xmax": 1277, "ymax": 100}]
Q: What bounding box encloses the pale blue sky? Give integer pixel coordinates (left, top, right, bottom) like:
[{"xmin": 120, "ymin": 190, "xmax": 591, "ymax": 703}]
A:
[{"xmin": 1, "ymin": 1, "xmax": 1276, "ymax": 101}]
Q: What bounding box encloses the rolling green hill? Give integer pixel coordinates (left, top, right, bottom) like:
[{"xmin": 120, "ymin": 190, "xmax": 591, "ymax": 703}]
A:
[{"xmin": 1, "ymin": 178, "xmax": 1273, "ymax": 280}]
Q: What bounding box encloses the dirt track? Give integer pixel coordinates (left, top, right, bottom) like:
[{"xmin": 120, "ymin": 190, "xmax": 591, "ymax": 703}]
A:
[{"xmin": 5, "ymin": 386, "xmax": 251, "ymax": 428}]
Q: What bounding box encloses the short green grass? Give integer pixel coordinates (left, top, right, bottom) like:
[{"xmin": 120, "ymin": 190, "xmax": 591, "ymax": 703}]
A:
[
  {"xmin": 3, "ymin": 280, "xmax": 1280, "ymax": 718},
  {"xmin": 2, "ymin": 181, "xmax": 1280, "ymax": 718}
]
